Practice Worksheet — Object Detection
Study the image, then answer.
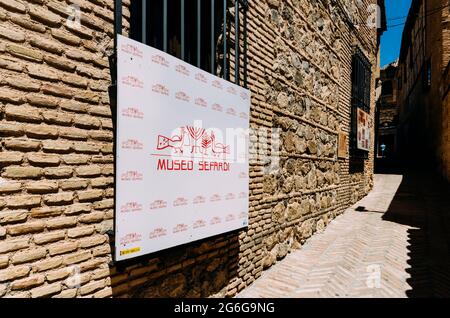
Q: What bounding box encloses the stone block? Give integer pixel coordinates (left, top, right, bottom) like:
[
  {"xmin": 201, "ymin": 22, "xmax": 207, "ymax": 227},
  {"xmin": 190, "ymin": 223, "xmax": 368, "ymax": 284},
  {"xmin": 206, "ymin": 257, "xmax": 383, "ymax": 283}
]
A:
[
  {"xmin": 33, "ymin": 230, "xmax": 66, "ymax": 244},
  {"xmin": 2, "ymin": 166, "xmax": 42, "ymax": 179},
  {"xmin": 11, "ymin": 247, "xmax": 47, "ymax": 264},
  {"xmin": 7, "ymin": 221, "xmax": 45, "ymax": 236}
]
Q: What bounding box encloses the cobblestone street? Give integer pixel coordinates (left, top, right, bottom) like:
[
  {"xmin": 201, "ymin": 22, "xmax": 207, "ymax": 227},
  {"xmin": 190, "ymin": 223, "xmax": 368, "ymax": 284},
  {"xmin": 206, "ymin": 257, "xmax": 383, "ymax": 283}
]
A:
[{"xmin": 237, "ymin": 173, "xmax": 450, "ymax": 298}]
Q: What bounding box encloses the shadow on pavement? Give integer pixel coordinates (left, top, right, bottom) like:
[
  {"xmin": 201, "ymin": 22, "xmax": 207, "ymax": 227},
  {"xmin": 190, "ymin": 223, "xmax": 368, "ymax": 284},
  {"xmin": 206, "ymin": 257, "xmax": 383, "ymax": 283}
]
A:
[{"xmin": 381, "ymin": 166, "xmax": 450, "ymax": 297}]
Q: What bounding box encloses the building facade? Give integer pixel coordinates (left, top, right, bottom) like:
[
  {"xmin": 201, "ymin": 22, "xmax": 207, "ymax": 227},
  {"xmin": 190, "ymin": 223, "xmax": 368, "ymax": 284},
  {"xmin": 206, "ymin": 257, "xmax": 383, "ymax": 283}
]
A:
[
  {"xmin": 375, "ymin": 61, "xmax": 399, "ymax": 171},
  {"xmin": 397, "ymin": 0, "xmax": 450, "ymax": 180},
  {"xmin": 0, "ymin": 0, "xmax": 384, "ymax": 298}
]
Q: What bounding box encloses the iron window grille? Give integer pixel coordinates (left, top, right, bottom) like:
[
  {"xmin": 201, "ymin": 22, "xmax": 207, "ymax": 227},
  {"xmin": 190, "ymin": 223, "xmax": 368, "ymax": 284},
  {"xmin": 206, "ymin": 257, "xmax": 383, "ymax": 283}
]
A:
[
  {"xmin": 350, "ymin": 48, "xmax": 372, "ymax": 160},
  {"xmin": 116, "ymin": 0, "xmax": 248, "ymax": 88}
]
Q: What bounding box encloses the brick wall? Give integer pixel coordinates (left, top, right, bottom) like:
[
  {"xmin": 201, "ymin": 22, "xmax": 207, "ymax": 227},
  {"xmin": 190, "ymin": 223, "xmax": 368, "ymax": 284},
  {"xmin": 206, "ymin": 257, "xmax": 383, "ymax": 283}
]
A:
[
  {"xmin": 440, "ymin": 5, "xmax": 450, "ymax": 181},
  {"xmin": 442, "ymin": 85, "xmax": 450, "ymax": 180},
  {"xmin": 397, "ymin": 0, "xmax": 450, "ymax": 180},
  {"xmin": 440, "ymin": 59, "xmax": 450, "ymax": 181},
  {"xmin": 378, "ymin": 64, "xmax": 399, "ymax": 127},
  {"xmin": 0, "ymin": 0, "xmax": 380, "ymax": 298}
]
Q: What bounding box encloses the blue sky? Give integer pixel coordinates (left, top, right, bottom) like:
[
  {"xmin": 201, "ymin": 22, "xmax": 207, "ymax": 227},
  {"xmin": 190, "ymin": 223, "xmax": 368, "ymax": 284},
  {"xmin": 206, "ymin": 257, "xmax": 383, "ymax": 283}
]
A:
[{"xmin": 380, "ymin": 0, "xmax": 413, "ymax": 67}]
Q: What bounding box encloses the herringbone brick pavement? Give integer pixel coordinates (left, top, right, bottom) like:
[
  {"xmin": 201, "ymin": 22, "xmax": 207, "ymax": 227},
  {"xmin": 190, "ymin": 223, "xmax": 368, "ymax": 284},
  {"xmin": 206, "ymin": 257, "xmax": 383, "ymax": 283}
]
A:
[{"xmin": 237, "ymin": 173, "xmax": 450, "ymax": 298}]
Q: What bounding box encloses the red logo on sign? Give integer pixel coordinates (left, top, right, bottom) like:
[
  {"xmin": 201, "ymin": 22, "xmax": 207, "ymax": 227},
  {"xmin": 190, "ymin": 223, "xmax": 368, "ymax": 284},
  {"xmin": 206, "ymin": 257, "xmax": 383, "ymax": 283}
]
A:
[
  {"xmin": 193, "ymin": 219, "xmax": 207, "ymax": 229},
  {"xmin": 226, "ymin": 214, "xmax": 236, "ymax": 222},
  {"xmin": 210, "ymin": 194, "xmax": 222, "ymax": 202},
  {"xmin": 240, "ymin": 92, "xmax": 249, "ymax": 100},
  {"xmin": 173, "ymin": 224, "xmax": 188, "ymax": 233},
  {"xmin": 212, "ymin": 103, "xmax": 223, "ymax": 112},
  {"xmin": 122, "ymin": 76, "xmax": 143, "ymax": 88},
  {"xmin": 226, "ymin": 108, "xmax": 237, "ymax": 116},
  {"xmin": 239, "ymin": 112, "xmax": 248, "ymax": 120},
  {"xmin": 188, "ymin": 126, "xmax": 207, "ymax": 155},
  {"xmin": 210, "ymin": 132, "xmax": 230, "ymax": 156},
  {"xmin": 121, "ymin": 44, "xmax": 143, "ymax": 58},
  {"xmin": 212, "ymin": 80, "xmax": 223, "ymax": 89},
  {"xmin": 175, "ymin": 64, "xmax": 190, "ymax": 76},
  {"xmin": 120, "ymin": 233, "xmax": 142, "ymax": 246},
  {"xmin": 195, "ymin": 98, "xmax": 208, "ymax": 108},
  {"xmin": 173, "ymin": 197, "xmax": 188, "ymax": 207},
  {"xmin": 150, "ymin": 200, "xmax": 167, "ymax": 210},
  {"xmin": 176, "ymin": 91, "xmax": 191, "ymax": 102},
  {"xmin": 195, "ymin": 73, "xmax": 208, "ymax": 83},
  {"xmin": 227, "ymin": 87, "xmax": 237, "ymax": 95},
  {"xmin": 122, "ymin": 139, "xmax": 143, "ymax": 150},
  {"xmin": 149, "ymin": 228, "xmax": 167, "ymax": 239},
  {"xmin": 122, "ymin": 107, "xmax": 144, "ymax": 119},
  {"xmin": 210, "ymin": 217, "xmax": 222, "ymax": 225},
  {"xmin": 156, "ymin": 126, "xmax": 231, "ymax": 157},
  {"xmin": 157, "ymin": 127, "xmax": 188, "ymax": 154},
  {"xmin": 121, "ymin": 202, "xmax": 143, "ymax": 213},
  {"xmin": 225, "ymin": 193, "xmax": 236, "ymax": 200},
  {"xmin": 152, "ymin": 84, "xmax": 169, "ymax": 96},
  {"xmin": 193, "ymin": 196, "xmax": 206, "ymax": 204},
  {"xmin": 152, "ymin": 54, "xmax": 170, "ymax": 67},
  {"xmin": 121, "ymin": 171, "xmax": 143, "ymax": 181}
]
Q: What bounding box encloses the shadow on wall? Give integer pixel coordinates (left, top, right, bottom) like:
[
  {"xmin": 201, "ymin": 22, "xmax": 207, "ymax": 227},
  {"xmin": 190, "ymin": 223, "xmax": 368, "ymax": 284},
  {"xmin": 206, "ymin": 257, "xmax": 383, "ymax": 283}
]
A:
[
  {"xmin": 108, "ymin": 232, "xmax": 241, "ymax": 298},
  {"xmin": 374, "ymin": 157, "xmax": 402, "ymax": 174},
  {"xmin": 381, "ymin": 170, "xmax": 450, "ymax": 297},
  {"xmin": 349, "ymin": 156, "xmax": 365, "ymax": 174}
]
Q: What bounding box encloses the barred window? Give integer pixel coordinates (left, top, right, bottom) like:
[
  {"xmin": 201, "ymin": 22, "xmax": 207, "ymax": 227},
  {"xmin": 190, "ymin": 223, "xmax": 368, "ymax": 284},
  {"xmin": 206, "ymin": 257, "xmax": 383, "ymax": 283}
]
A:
[
  {"xmin": 350, "ymin": 49, "xmax": 372, "ymax": 161},
  {"xmin": 125, "ymin": 0, "xmax": 248, "ymax": 87}
]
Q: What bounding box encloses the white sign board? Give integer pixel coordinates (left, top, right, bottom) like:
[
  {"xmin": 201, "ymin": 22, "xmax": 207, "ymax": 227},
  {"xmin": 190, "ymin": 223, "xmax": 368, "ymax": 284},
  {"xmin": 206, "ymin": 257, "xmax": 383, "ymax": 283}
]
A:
[
  {"xmin": 357, "ymin": 108, "xmax": 370, "ymax": 151},
  {"xmin": 115, "ymin": 35, "xmax": 250, "ymax": 261}
]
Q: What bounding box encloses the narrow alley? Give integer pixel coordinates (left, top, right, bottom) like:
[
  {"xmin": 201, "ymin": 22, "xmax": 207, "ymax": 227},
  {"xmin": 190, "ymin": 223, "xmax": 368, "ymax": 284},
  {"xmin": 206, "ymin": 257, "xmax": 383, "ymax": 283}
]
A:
[{"xmin": 237, "ymin": 172, "xmax": 450, "ymax": 298}]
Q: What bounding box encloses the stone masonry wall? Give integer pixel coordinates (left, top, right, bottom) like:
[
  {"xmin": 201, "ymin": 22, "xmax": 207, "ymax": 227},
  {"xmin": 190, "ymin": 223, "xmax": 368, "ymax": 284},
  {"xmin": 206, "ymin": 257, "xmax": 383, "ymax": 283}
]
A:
[
  {"xmin": 0, "ymin": 0, "xmax": 379, "ymax": 298},
  {"xmin": 442, "ymin": 79, "xmax": 450, "ymax": 181},
  {"xmin": 438, "ymin": 3, "xmax": 449, "ymax": 181}
]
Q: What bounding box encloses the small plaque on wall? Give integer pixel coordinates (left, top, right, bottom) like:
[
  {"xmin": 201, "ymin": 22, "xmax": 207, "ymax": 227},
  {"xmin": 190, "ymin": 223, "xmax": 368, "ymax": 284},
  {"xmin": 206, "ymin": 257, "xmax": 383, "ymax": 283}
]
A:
[
  {"xmin": 338, "ymin": 131, "xmax": 348, "ymax": 159},
  {"xmin": 357, "ymin": 108, "xmax": 370, "ymax": 151}
]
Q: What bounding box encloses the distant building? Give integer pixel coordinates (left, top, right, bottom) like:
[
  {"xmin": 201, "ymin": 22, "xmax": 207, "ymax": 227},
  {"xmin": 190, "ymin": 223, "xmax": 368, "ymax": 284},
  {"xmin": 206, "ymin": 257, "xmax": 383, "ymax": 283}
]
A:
[
  {"xmin": 397, "ymin": 0, "xmax": 450, "ymax": 180},
  {"xmin": 376, "ymin": 61, "xmax": 399, "ymax": 165}
]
